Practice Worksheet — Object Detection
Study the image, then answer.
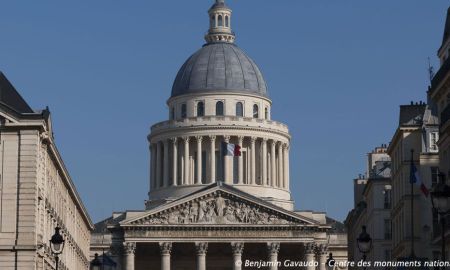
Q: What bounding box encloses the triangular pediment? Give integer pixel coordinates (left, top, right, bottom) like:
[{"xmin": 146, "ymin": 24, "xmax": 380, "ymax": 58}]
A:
[{"xmin": 122, "ymin": 183, "xmax": 320, "ymax": 226}]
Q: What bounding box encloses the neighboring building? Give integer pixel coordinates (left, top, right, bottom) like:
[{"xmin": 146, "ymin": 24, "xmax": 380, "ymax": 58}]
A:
[
  {"xmin": 90, "ymin": 1, "xmax": 347, "ymax": 269},
  {"xmin": 0, "ymin": 73, "xmax": 94, "ymax": 269},
  {"xmin": 345, "ymin": 145, "xmax": 392, "ymax": 267},
  {"xmin": 428, "ymin": 6, "xmax": 450, "ymax": 261},
  {"xmin": 387, "ymin": 102, "xmax": 439, "ymax": 260}
]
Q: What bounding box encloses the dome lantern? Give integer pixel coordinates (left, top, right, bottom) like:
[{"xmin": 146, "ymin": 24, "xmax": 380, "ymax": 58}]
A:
[{"xmin": 205, "ymin": 0, "xmax": 235, "ymax": 43}]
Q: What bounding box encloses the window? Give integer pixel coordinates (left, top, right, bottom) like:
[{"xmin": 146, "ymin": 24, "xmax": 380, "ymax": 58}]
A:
[
  {"xmin": 430, "ymin": 132, "xmax": 439, "ymax": 152},
  {"xmin": 384, "ymin": 189, "xmax": 391, "ymax": 209},
  {"xmin": 170, "ymin": 107, "xmax": 175, "ymax": 120},
  {"xmin": 384, "ymin": 219, "xmax": 392, "ymax": 240},
  {"xmin": 216, "ymin": 101, "xmax": 224, "ymax": 116},
  {"xmin": 253, "ymin": 104, "xmax": 259, "ymax": 118},
  {"xmin": 197, "ymin": 101, "xmax": 205, "ymax": 117},
  {"xmin": 218, "ymin": 15, "xmax": 223, "ymax": 27},
  {"xmin": 431, "ymin": 167, "xmax": 439, "ymax": 187},
  {"xmin": 236, "ymin": 102, "xmax": 243, "ymax": 117},
  {"xmin": 211, "ymin": 15, "xmax": 215, "ymax": 27},
  {"xmin": 181, "ymin": 103, "xmax": 187, "ymax": 119},
  {"xmin": 225, "ymin": 16, "xmax": 229, "ymax": 27},
  {"xmin": 264, "ymin": 107, "xmax": 269, "ymax": 119}
]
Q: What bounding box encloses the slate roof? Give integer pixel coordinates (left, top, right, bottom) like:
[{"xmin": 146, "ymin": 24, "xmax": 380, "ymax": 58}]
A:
[
  {"xmin": 442, "ymin": 7, "xmax": 450, "ymax": 46},
  {"xmin": 171, "ymin": 43, "xmax": 268, "ymax": 98},
  {"xmin": 0, "ymin": 72, "xmax": 34, "ymax": 114},
  {"xmin": 399, "ymin": 104, "xmax": 426, "ymax": 126}
]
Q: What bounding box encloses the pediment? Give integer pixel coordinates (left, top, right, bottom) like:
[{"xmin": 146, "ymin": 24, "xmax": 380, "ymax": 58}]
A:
[{"xmin": 122, "ymin": 184, "xmax": 319, "ymax": 226}]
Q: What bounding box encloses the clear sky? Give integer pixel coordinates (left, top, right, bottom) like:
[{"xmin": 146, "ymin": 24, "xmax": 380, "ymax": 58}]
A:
[{"xmin": 0, "ymin": 0, "xmax": 448, "ymax": 223}]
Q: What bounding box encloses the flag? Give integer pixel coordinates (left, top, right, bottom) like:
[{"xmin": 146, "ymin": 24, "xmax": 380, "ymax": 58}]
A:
[
  {"xmin": 221, "ymin": 142, "xmax": 241, "ymax": 156},
  {"xmin": 410, "ymin": 160, "xmax": 429, "ymax": 197}
]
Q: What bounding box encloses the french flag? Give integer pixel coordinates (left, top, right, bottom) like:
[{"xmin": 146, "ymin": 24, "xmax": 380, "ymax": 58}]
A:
[
  {"xmin": 221, "ymin": 142, "xmax": 241, "ymax": 157},
  {"xmin": 410, "ymin": 161, "xmax": 429, "ymax": 197}
]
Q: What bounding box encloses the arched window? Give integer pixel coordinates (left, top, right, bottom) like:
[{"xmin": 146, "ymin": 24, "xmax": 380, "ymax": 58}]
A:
[
  {"xmin": 253, "ymin": 104, "xmax": 259, "ymax": 118},
  {"xmin": 216, "ymin": 101, "xmax": 224, "ymax": 116},
  {"xmin": 181, "ymin": 103, "xmax": 187, "ymax": 119},
  {"xmin": 197, "ymin": 101, "xmax": 205, "ymax": 117},
  {"xmin": 211, "ymin": 15, "xmax": 215, "ymax": 27},
  {"xmin": 225, "ymin": 16, "xmax": 229, "ymax": 27},
  {"xmin": 236, "ymin": 102, "xmax": 243, "ymax": 117},
  {"xmin": 264, "ymin": 107, "xmax": 269, "ymax": 120},
  {"xmin": 218, "ymin": 15, "xmax": 223, "ymax": 27}
]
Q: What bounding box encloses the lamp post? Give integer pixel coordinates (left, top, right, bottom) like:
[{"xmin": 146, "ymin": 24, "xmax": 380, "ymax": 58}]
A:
[
  {"xmin": 91, "ymin": 253, "xmax": 102, "ymax": 270},
  {"xmin": 430, "ymin": 174, "xmax": 450, "ymax": 269},
  {"xmin": 326, "ymin": 253, "xmax": 335, "ymax": 270},
  {"xmin": 357, "ymin": 226, "xmax": 372, "ymax": 270},
  {"xmin": 49, "ymin": 227, "xmax": 65, "ymax": 270}
]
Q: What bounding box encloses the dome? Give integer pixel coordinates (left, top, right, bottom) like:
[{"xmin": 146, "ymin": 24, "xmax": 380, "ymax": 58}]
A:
[{"xmin": 171, "ymin": 43, "xmax": 268, "ymax": 98}]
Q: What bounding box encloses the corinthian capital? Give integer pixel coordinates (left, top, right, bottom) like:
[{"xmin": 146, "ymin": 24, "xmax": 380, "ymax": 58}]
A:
[
  {"xmin": 195, "ymin": 242, "xmax": 208, "ymax": 255},
  {"xmin": 267, "ymin": 242, "xmax": 280, "ymax": 254},
  {"xmin": 124, "ymin": 242, "xmax": 136, "ymax": 255},
  {"xmin": 231, "ymin": 242, "xmax": 244, "ymax": 255},
  {"xmin": 159, "ymin": 242, "xmax": 172, "ymax": 255}
]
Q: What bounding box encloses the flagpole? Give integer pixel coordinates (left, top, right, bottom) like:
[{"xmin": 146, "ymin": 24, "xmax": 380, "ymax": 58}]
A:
[{"xmin": 410, "ymin": 149, "xmax": 415, "ymax": 258}]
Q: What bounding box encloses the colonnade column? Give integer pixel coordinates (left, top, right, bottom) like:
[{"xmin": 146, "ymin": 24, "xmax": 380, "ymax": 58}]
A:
[
  {"xmin": 210, "ymin": 136, "xmax": 216, "ymax": 183},
  {"xmin": 284, "ymin": 144, "xmax": 290, "ymax": 189},
  {"xmin": 304, "ymin": 243, "xmax": 316, "ymax": 270},
  {"xmin": 224, "ymin": 136, "xmax": 231, "ymax": 184},
  {"xmin": 163, "ymin": 140, "xmax": 170, "ymax": 188},
  {"xmin": 277, "ymin": 142, "xmax": 283, "ymax": 188},
  {"xmin": 150, "ymin": 144, "xmax": 156, "ymax": 190},
  {"xmin": 124, "ymin": 242, "xmax": 136, "ymax": 270},
  {"xmin": 250, "ymin": 137, "xmax": 256, "ymax": 185},
  {"xmin": 159, "ymin": 242, "xmax": 172, "ymax": 270},
  {"xmin": 267, "ymin": 242, "xmax": 280, "ymax": 270},
  {"xmin": 317, "ymin": 244, "xmax": 328, "ymax": 270},
  {"xmin": 231, "ymin": 242, "xmax": 244, "ymax": 270},
  {"xmin": 195, "ymin": 242, "xmax": 208, "ymax": 270},
  {"xmin": 196, "ymin": 136, "xmax": 203, "ymax": 184},
  {"xmin": 156, "ymin": 143, "xmax": 162, "ymax": 188},
  {"xmin": 183, "ymin": 137, "xmax": 190, "ymax": 185},
  {"xmin": 270, "ymin": 141, "xmax": 276, "ymax": 187},
  {"xmin": 262, "ymin": 138, "xmax": 268, "ymax": 186},
  {"xmin": 172, "ymin": 138, "xmax": 178, "ymax": 186},
  {"xmin": 238, "ymin": 136, "xmax": 244, "ymax": 184}
]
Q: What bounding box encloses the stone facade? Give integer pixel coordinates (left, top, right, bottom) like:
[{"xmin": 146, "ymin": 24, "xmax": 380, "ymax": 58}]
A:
[{"xmin": 0, "ymin": 72, "xmax": 93, "ymax": 269}]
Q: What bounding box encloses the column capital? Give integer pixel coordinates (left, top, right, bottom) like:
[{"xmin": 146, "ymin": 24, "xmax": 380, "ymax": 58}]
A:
[
  {"xmin": 250, "ymin": 137, "xmax": 257, "ymax": 143},
  {"xmin": 196, "ymin": 136, "xmax": 203, "ymax": 143},
  {"xmin": 195, "ymin": 242, "xmax": 208, "ymax": 255},
  {"xmin": 183, "ymin": 136, "xmax": 190, "ymax": 143},
  {"xmin": 124, "ymin": 242, "xmax": 136, "ymax": 255},
  {"xmin": 271, "ymin": 140, "xmax": 277, "ymax": 147},
  {"xmin": 224, "ymin": 135, "xmax": 231, "ymax": 143},
  {"xmin": 237, "ymin": 136, "xmax": 244, "ymax": 143},
  {"xmin": 283, "ymin": 143, "xmax": 290, "ymax": 150},
  {"xmin": 262, "ymin": 137, "xmax": 268, "ymax": 143},
  {"xmin": 316, "ymin": 243, "xmax": 328, "ymax": 255},
  {"xmin": 209, "ymin": 135, "xmax": 217, "ymax": 141},
  {"xmin": 231, "ymin": 242, "xmax": 244, "ymax": 255},
  {"xmin": 304, "ymin": 242, "xmax": 316, "ymax": 254},
  {"xmin": 159, "ymin": 242, "xmax": 173, "ymax": 255},
  {"xmin": 267, "ymin": 242, "xmax": 280, "ymax": 255},
  {"xmin": 171, "ymin": 137, "xmax": 178, "ymax": 144}
]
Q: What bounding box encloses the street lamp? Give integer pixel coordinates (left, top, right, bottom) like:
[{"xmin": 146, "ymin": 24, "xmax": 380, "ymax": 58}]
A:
[
  {"xmin": 49, "ymin": 227, "xmax": 65, "ymax": 270},
  {"xmin": 91, "ymin": 253, "xmax": 102, "ymax": 270},
  {"xmin": 326, "ymin": 253, "xmax": 335, "ymax": 270},
  {"xmin": 357, "ymin": 226, "xmax": 372, "ymax": 269},
  {"xmin": 430, "ymin": 174, "xmax": 450, "ymax": 267}
]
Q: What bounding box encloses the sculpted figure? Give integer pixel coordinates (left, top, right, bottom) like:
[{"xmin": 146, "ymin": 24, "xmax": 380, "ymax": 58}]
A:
[
  {"xmin": 198, "ymin": 200, "xmax": 207, "ymax": 222},
  {"xmin": 215, "ymin": 194, "xmax": 226, "ymax": 217},
  {"xmin": 189, "ymin": 202, "xmax": 199, "ymax": 223}
]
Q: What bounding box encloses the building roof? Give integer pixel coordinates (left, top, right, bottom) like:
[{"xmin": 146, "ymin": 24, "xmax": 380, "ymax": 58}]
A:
[
  {"xmin": 171, "ymin": 42, "xmax": 268, "ymax": 99},
  {"xmin": 442, "ymin": 7, "xmax": 450, "ymax": 46},
  {"xmin": 0, "ymin": 72, "xmax": 34, "ymax": 114},
  {"xmin": 399, "ymin": 103, "xmax": 426, "ymax": 126}
]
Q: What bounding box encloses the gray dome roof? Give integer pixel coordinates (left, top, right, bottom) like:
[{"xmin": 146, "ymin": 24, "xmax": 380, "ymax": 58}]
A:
[{"xmin": 171, "ymin": 43, "xmax": 268, "ymax": 98}]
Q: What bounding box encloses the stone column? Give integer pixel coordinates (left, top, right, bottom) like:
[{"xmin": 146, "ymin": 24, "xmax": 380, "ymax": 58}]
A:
[
  {"xmin": 231, "ymin": 242, "xmax": 244, "ymax": 270},
  {"xmin": 124, "ymin": 242, "xmax": 136, "ymax": 270},
  {"xmin": 238, "ymin": 136, "xmax": 244, "ymax": 184},
  {"xmin": 196, "ymin": 136, "xmax": 203, "ymax": 184},
  {"xmin": 183, "ymin": 137, "xmax": 190, "ymax": 185},
  {"xmin": 317, "ymin": 244, "xmax": 328, "ymax": 270},
  {"xmin": 304, "ymin": 243, "xmax": 316, "ymax": 270},
  {"xmin": 250, "ymin": 137, "xmax": 256, "ymax": 185},
  {"xmin": 262, "ymin": 138, "xmax": 268, "ymax": 186},
  {"xmin": 156, "ymin": 142, "xmax": 162, "ymax": 188},
  {"xmin": 277, "ymin": 142, "xmax": 283, "ymax": 188},
  {"xmin": 283, "ymin": 144, "xmax": 290, "ymax": 189},
  {"xmin": 163, "ymin": 140, "xmax": 170, "ymax": 188},
  {"xmin": 150, "ymin": 144, "xmax": 156, "ymax": 190},
  {"xmin": 224, "ymin": 136, "xmax": 231, "ymax": 184},
  {"xmin": 171, "ymin": 138, "xmax": 178, "ymax": 186},
  {"xmin": 159, "ymin": 242, "xmax": 172, "ymax": 270},
  {"xmin": 210, "ymin": 136, "xmax": 216, "ymax": 183},
  {"xmin": 267, "ymin": 242, "xmax": 280, "ymax": 270},
  {"xmin": 270, "ymin": 141, "xmax": 276, "ymax": 187},
  {"xmin": 195, "ymin": 242, "xmax": 208, "ymax": 270}
]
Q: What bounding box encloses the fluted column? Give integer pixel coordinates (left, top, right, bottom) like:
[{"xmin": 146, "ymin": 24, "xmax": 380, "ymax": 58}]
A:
[
  {"xmin": 224, "ymin": 136, "xmax": 231, "ymax": 184},
  {"xmin": 277, "ymin": 142, "xmax": 283, "ymax": 188},
  {"xmin": 283, "ymin": 144, "xmax": 290, "ymax": 189},
  {"xmin": 270, "ymin": 141, "xmax": 276, "ymax": 187},
  {"xmin": 195, "ymin": 242, "xmax": 208, "ymax": 270},
  {"xmin": 267, "ymin": 242, "xmax": 280, "ymax": 270},
  {"xmin": 209, "ymin": 136, "xmax": 216, "ymax": 183},
  {"xmin": 262, "ymin": 138, "xmax": 268, "ymax": 186},
  {"xmin": 231, "ymin": 242, "xmax": 244, "ymax": 270},
  {"xmin": 183, "ymin": 137, "xmax": 190, "ymax": 185},
  {"xmin": 150, "ymin": 144, "xmax": 156, "ymax": 190},
  {"xmin": 238, "ymin": 136, "xmax": 244, "ymax": 184},
  {"xmin": 250, "ymin": 137, "xmax": 256, "ymax": 185},
  {"xmin": 171, "ymin": 138, "xmax": 178, "ymax": 186},
  {"xmin": 196, "ymin": 136, "xmax": 203, "ymax": 184},
  {"xmin": 304, "ymin": 243, "xmax": 316, "ymax": 270},
  {"xmin": 317, "ymin": 244, "xmax": 328, "ymax": 270},
  {"xmin": 163, "ymin": 140, "xmax": 170, "ymax": 188},
  {"xmin": 124, "ymin": 242, "xmax": 136, "ymax": 270},
  {"xmin": 159, "ymin": 242, "xmax": 172, "ymax": 270},
  {"xmin": 156, "ymin": 142, "xmax": 162, "ymax": 188}
]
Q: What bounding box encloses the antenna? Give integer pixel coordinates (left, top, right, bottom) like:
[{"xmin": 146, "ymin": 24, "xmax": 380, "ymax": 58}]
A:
[{"xmin": 428, "ymin": 57, "xmax": 435, "ymax": 84}]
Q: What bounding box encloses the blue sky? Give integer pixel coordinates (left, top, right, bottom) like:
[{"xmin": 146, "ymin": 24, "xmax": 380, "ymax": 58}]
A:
[{"xmin": 0, "ymin": 0, "xmax": 448, "ymax": 222}]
